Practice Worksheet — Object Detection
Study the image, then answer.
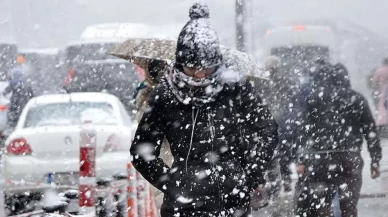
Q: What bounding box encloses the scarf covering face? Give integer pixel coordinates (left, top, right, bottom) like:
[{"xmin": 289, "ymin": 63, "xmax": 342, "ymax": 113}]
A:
[{"xmin": 166, "ymin": 65, "xmax": 225, "ymax": 106}]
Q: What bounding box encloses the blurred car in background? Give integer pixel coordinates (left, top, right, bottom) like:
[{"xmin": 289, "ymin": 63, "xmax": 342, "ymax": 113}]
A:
[
  {"xmin": 59, "ymin": 23, "xmax": 180, "ymax": 112},
  {"xmin": 0, "ymin": 42, "xmax": 17, "ymax": 93},
  {"xmin": 0, "ymin": 43, "xmax": 18, "ymax": 142},
  {"xmin": 2, "ymin": 92, "xmax": 135, "ymax": 204},
  {"xmin": 61, "ymin": 22, "xmax": 179, "ymax": 75},
  {"xmin": 0, "ymin": 42, "xmax": 18, "ymax": 80},
  {"xmin": 80, "ymin": 23, "xmax": 158, "ymax": 40},
  {"xmin": 18, "ymin": 48, "xmax": 62, "ymax": 95},
  {"xmin": 60, "ymin": 39, "xmax": 123, "ymax": 86},
  {"xmin": 260, "ymin": 25, "xmax": 338, "ymax": 81},
  {"xmin": 63, "ymin": 40, "xmax": 120, "ymax": 64},
  {"xmin": 63, "ymin": 59, "xmax": 140, "ymax": 113}
]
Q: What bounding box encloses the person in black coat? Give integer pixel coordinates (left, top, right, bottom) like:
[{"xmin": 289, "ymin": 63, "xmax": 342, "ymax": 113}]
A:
[
  {"xmin": 5, "ymin": 67, "xmax": 34, "ymax": 128},
  {"xmin": 262, "ymin": 56, "xmax": 299, "ymax": 196},
  {"xmin": 130, "ymin": 3, "xmax": 278, "ymax": 217},
  {"xmin": 295, "ymin": 62, "xmax": 382, "ymax": 217}
]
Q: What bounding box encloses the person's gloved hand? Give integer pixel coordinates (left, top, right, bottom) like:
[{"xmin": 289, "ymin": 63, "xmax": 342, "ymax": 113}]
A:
[
  {"xmin": 371, "ymin": 162, "xmax": 380, "ymax": 179},
  {"xmin": 250, "ymin": 184, "xmax": 269, "ymax": 210}
]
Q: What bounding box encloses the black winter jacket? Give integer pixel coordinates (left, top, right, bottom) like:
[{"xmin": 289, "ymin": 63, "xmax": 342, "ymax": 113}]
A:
[
  {"xmin": 260, "ymin": 70, "xmax": 299, "ymax": 124},
  {"xmin": 297, "ymin": 84, "xmax": 382, "ymax": 165},
  {"xmin": 130, "ymin": 77, "xmax": 278, "ymax": 216}
]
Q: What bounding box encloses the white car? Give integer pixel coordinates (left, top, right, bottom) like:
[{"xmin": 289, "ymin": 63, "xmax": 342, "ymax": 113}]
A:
[{"xmin": 2, "ymin": 92, "xmax": 135, "ymax": 192}]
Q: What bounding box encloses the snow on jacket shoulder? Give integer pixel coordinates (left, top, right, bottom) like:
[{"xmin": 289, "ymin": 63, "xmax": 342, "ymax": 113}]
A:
[{"xmin": 130, "ymin": 76, "xmax": 278, "ymax": 214}]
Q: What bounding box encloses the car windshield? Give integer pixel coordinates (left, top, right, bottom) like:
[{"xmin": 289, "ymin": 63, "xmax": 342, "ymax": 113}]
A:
[
  {"xmin": 24, "ymin": 102, "xmax": 118, "ymax": 127},
  {"xmin": 67, "ymin": 62, "xmax": 139, "ymax": 101},
  {"xmin": 271, "ymin": 46, "xmax": 330, "ymax": 77},
  {"xmin": 271, "ymin": 46, "xmax": 329, "ymax": 62}
]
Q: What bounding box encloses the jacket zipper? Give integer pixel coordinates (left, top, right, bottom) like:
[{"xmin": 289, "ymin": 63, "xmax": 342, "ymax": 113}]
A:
[
  {"xmin": 208, "ymin": 110, "xmax": 222, "ymax": 214},
  {"xmin": 186, "ymin": 107, "xmax": 200, "ymax": 173}
]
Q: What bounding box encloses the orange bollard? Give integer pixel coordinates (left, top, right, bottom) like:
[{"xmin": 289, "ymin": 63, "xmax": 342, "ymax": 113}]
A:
[
  {"xmin": 127, "ymin": 163, "xmax": 138, "ymax": 217},
  {"xmin": 136, "ymin": 171, "xmax": 146, "ymax": 217},
  {"xmin": 149, "ymin": 185, "xmax": 156, "ymax": 217},
  {"xmin": 79, "ymin": 121, "xmax": 96, "ymax": 215},
  {"xmin": 145, "ymin": 182, "xmax": 151, "ymax": 217},
  {"xmin": 143, "ymin": 178, "xmax": 156, "ymax": 217}
]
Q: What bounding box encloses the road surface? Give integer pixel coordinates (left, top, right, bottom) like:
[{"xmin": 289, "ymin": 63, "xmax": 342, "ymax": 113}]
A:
[{"xmin": 252, "ymin": 196, "xmax": 388, "ymax": 217}]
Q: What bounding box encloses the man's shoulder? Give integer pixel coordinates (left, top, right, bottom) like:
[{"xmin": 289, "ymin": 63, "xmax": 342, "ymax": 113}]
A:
[
  {"xmin": 221, "ymin": 78, "xmax": 258, "ymax": 99},
  {"xmin": 348, "ymin": 89, "xmax": 368, "ymax": 104},
  {"xmin": 226, "ymin": 76, "xmax": 254, "ymax": 89}
]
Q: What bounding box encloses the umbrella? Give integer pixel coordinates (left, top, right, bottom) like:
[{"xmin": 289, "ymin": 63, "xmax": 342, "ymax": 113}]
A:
[
  {"xmin": 107, "ymin": 38, "xmax": 268, "ymax": 80},
  {"xmin": 220, "ymin": 46, "xmax": 268, "ymax": 79},
  {"xmin": 107, "ymin": 38, "xmax": 176, "ymax": 71}
]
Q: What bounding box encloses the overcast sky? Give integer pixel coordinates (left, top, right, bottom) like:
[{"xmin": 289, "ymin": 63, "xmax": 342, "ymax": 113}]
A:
[{"xmin": 1, "ymin": 0, "xmax": 388, "ymax": 50}]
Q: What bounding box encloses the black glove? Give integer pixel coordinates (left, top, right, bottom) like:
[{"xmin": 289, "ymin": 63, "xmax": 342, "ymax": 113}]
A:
[{"xmin": 371, "ymin": 162, "xmax": 380, "ymax": 179}]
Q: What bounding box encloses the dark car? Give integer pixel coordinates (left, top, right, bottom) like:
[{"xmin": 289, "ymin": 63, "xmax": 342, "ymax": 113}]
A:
[
  {"xmin": 60, "ymin": 40, "xmax": 122, "ymax": 87},
  {"xmin": 263, "ymin": 25, "xmax": 336, "ymax": 82},
  {"xmin": 0, "ymin": 43, "xmax": 18, "ymax": 81},
  {"xmin": 18, "ymin": 48, "xmax": 62, "ymax": 95},
  {"xmin": 63, "ymin": 59, "xmax": 140, "ymax": 113},
  {"xmin": 0, "ymin": 43, "xmax": 18, "ymax": 136},
  {"xmin": 270, "ymin": 45, "xmax": 330, "ymax": 80},
  {"xmin": 61, "ymin": 40, "xmax": 120, "ymax": 71}
]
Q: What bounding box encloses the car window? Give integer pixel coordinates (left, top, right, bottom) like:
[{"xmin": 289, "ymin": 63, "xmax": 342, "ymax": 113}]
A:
[
  {"xmin": 67, "ymin": 64, "xmax": 101, "ymax": 92},
  {"xmin": 271, "ymin": 46, "xmax": 330, "ymax": 77},
  {"xmin": 24, "ymin": 102, "xmax": 118, "ymax": 127},
  {"xmin": 65, "ymin": 43, "xmax": 118, "ymax": 63},
  {"xmin": 67, "ymin": 62, "xmax": 140, "ymax": 104}
]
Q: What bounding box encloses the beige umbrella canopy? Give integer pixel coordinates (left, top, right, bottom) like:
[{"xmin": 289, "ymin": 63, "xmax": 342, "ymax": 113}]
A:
[
  {"xmin": 107, "ymin": 38, "xmax": 176, "ymax": 71},
  {"xmin": 220, "ymin": 46, "xmax": 268, "ymax": 79},
  {"xmin": 107, "ymin": 37, "xmax": 268, "ymax": 80}
]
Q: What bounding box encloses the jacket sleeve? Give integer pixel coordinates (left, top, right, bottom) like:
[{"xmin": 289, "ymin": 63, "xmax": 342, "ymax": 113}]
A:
[
  {"xmin": 360, "ymin": 96, "xmax": 382, "ymax": 164},
  {"xmin": 3, "ymin": 85, "xmax": 11, "ymax": 96},
  {"xmin": 238, "ymin": 80, "xmax": 279, "ymax": 190},
  {"xmin": 129, "ymin": 85, "xmax": 171, "ymax": 192},
  {"xmin": 28, "ymin": 87, "xmax": 34, "ymax": 98}
]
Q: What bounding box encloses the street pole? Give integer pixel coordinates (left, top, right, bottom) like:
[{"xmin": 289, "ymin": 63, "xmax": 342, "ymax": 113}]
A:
[{"xmin": 236, "ymin": 0, "xmax": 246, "ymax": 52}]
